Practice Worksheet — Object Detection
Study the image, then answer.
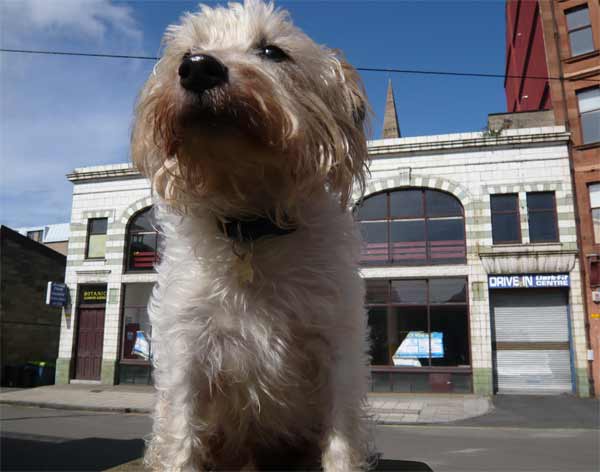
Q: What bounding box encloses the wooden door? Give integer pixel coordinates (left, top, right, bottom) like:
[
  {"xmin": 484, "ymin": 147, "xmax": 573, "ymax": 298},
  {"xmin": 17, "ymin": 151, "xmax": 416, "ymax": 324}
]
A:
[{"xmin": 75, "ymin": 307, "xmax": 105, "ymax": 380}]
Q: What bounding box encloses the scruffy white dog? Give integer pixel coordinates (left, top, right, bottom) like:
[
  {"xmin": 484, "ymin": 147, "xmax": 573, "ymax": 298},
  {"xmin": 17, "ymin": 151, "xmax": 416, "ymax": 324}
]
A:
[{"xmin": 132, "ymin": 1, "xmax": 371, "ymax": 470}]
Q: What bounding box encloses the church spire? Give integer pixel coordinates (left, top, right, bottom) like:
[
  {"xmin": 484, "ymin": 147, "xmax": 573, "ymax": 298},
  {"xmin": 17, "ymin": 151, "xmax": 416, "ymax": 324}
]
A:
[{"xmin": 382, "ymin": 79, "xmax": 401, "ymax": 139}]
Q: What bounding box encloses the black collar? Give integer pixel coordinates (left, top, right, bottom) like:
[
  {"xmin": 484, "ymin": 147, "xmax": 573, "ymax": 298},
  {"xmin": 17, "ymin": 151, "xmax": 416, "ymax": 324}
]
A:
[{"xmin": 218, "ymin": 216, "xmax": 296, "ymax": 242}]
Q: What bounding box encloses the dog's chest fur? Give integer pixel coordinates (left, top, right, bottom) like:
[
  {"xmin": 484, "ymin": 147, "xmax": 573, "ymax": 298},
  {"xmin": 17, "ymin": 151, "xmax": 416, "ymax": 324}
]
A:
[{"xmin": 148, "ymin": 194, "xmax": 364, "ymax": 442}]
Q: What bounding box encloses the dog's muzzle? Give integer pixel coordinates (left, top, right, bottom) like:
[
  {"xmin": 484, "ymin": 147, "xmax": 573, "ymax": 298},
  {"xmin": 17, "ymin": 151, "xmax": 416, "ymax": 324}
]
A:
[{"xmin": 178, "ymin": 54, "xmax": 228, "ymax": 95}]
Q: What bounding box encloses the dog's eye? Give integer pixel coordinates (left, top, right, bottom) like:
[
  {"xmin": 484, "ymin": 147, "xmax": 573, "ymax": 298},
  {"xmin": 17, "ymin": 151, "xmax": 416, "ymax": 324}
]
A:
[{"xmin": 258, "ymin": 45, "xmax": 289, "ymax": 62}]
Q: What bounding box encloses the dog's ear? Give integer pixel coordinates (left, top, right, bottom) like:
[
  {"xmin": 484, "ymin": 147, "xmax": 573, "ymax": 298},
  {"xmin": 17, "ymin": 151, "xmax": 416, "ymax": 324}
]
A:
[
  {"xmin": 131, "ymin": 78, "xmax": 156, "ymax": 179},
  {"xmin": 130, "ymin": 69, "xmax": 174, "ymax": 183},
  {"xmin": 338, "ymin": 56, "xmax": 369, "ymax": 129},
  {"xmin": 324, "ymin": 53, "xmax": 371, "ymax": 207}
]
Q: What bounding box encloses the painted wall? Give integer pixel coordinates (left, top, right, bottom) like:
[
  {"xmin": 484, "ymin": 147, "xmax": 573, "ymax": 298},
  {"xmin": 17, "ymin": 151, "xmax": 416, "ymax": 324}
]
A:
[{"xmin": 505, "ymin": 0, "xmax": 552, "ymax": 112}]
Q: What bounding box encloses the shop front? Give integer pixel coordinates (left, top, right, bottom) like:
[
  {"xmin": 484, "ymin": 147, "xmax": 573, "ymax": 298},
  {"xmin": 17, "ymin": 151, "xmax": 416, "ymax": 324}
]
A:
[
  {"xmin": 366, "ymin": 277, "xmax": 472, "ymax": 393},
  {"xmin": 118, "ymin": 283, "xmax": 154, "ymax": 384},
  {"xmin": 489, "ymin": 274, "xmax": 574, "ymax": 394}
]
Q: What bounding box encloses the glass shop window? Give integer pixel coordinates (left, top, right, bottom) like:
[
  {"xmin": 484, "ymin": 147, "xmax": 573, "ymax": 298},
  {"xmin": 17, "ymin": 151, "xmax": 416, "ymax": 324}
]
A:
[
  {"xmin": 365, "ymin": 277, "xmax": 470, "ymax": 368},
  {"xmin": 121, "ymin": 283, "xmax": 153, "ymax": 361}
]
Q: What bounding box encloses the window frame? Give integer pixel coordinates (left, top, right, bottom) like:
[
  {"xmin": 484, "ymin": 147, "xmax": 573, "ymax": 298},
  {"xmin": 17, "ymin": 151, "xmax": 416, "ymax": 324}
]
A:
[
  {"xmin": 590, "ymin": 259, "xmax": 600, "ymax": 287},
  {"xmin": 589, "ymin": 183, "xmax": 600, "ymax": 244},
  {"xmin": 365, "ymin": 277, "xmax": 471, "ymax": 370},
  {"xmin": 576, "ymin": 87, "xmax": 600, "ymax": 146},
  {"xmin": 125, "ymin": 207, "xmax": 160, "ymax": 273},
  {"xmin": 356, "ymin": 188, "xmax": 466, "ymax": 266},
  {"xmin": 119, "ymin": 283, "xmax": 154, "ymax": 365},
  {"xmin": 26, "ymin": 230, "xmax": 43, "ymax": 242},
  {"xmin": 526, "ymin": 191, "xmax": 560, "ymax": 243},
  {"xmin": 490, "ymin": 193, "xmax": 522, "ymax": 244},
  {"xmin": 85, "ymin": 217, "xmax": 108, "ymax": 260},
  {"xmin": 565, "ymin": 5, "xmax": 595, "ymax": 58}
]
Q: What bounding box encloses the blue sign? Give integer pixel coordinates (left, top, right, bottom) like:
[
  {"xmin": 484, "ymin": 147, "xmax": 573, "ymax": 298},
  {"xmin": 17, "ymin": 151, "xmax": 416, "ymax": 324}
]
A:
[
  {"xmin": 46, "ymin": 282, "xmax": 68, "ymax": 307},
  {"xmin": 132, "ymin": 331, "xmax": 151, "ymax": 360},
  {"xmin": 488, "ymin": 274, "xmax": 570, "ymax": 289},
  {"xmin": 393, "ymin": 331, "xmax": 444, "ymax": 359}
]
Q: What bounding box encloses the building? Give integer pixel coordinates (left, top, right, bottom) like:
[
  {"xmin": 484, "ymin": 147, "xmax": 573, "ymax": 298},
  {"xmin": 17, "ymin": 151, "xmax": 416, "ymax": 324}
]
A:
[
  {"xmin": 505, "ymin": 0, "xmax": 599, "ymax": 395},
  {"xmin": 16, "ymin": 223, "xmax": 70, "ymax": 256},
  {"xmin": 55, "ymin": 164, "xmax": 154, "ymax": 385},
  {"xmin": 54, "ymin": 120, "xmax": 590, "ymax": 396},
  {"xmin": 0, "ymin": 226, "xmax": 66, "ymax": 386},
  {"xmin": 505, "ymin": 0, "xmax": 552, "ymax": 112},
  {"xmin": 360, "ymin": 121, "xmax": 588, "ymax": 396}
]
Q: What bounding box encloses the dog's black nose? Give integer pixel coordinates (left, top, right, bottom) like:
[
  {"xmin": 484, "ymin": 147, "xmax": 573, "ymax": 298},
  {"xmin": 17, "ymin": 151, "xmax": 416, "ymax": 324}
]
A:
[{"xmin": 178, "ymin": 54, "xmax": 228, "ymax": 94}]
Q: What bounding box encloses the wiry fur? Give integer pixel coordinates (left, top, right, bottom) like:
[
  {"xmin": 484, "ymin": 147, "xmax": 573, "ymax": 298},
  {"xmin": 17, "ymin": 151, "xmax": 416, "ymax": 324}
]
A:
[{"xmin": 131, "ymin": 1, "xmax": 372, "ymax": 470}]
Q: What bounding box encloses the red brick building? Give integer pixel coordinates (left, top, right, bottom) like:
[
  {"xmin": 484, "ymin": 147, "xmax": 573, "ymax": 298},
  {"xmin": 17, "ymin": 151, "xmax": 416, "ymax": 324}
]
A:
[
  {"xmin": 505, "ymin": 0, "xmax": 552, "ymax": 111},
  {"xmin": 505, "ymin": 0, "xmax": 600, "ymax": 396}
]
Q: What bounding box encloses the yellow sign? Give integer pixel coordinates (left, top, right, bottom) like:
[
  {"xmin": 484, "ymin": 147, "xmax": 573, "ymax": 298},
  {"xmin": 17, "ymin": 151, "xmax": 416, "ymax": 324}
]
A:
[
  {"xmin": 83, "ymin": 290, "xmax": 106, "ymax": 301},
  {"xmin": 591, "ymin": 313, "xmax": 600, "ymax": 319},
  {"xmin": 81, "ymin": 285, "xmax": 107, "ymax": 304}
]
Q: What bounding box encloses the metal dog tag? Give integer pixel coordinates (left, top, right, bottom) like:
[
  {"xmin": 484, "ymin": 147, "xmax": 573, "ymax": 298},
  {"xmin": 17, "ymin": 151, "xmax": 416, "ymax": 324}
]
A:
[{"xmin": 234, "ymin": 251, "xmax": 254, "ymax": 285}]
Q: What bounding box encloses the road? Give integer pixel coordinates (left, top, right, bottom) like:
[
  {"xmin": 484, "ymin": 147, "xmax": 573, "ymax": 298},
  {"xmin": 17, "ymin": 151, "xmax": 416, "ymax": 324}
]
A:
[
  {"xmin": 374, "ymin": 424, "xmax": 599, "ymax": 472},
  {"xmin": 1, "ymin": 404, "xmax": 598, "ymax": 471}
]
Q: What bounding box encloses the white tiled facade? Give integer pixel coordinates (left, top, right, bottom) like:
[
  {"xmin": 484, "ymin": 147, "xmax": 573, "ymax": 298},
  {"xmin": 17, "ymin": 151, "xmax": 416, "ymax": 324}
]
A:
[
  {"xmin": 56, "ymin": 165, "xmax": 155, "ymax": 385},
  {"xmin": 361, "ymin": 126, "xmax": 588, "ymax": 396},
  {"xmin": 56, "ymin": 126, "xmax": 590, "ymax": 396}
]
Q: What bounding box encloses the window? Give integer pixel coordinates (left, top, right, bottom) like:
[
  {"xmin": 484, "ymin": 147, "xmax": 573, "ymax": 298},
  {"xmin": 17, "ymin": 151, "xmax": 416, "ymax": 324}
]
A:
[
  {"xmin": 577, "ymin": 88, "xmax": 600, "ymax": 145},
  {"xmin": 356, "ymin": 189, "xmax": 466, "ymax": 265},
  {"xmin": 527, "ymin": 192, "xmax": 559, "ymax": 242},
  {"xmin": 566, "ymin": 6, "xmax": 594, "ymax": 57},
  {"xmin": 126, "ymin": 207, "xmax": 160, "ymax": 272},
  {"xmin": 120, "ymin": 283, "xmax": 153, "ymax": 361},
  {"xmin": 491, "ymin": 194, "xmax": 521, "ymax": 244},
  {"xmin": 365, "ymin": 278, "xmax": 470, "ymax": 368},
  {"xmin": 26, "ymin": 230, "xmax": 43, "ymax": 242},
  {"xmin": 86, "ymin": 218, "xmax": 107, "ymax": 259},
  {"xmin": 590, "ymin": 183, "xmax": 600, "ymax": 243},
  {"xmin": 590, "ymin": 259, "xmax": 600, "ymax": 287}
]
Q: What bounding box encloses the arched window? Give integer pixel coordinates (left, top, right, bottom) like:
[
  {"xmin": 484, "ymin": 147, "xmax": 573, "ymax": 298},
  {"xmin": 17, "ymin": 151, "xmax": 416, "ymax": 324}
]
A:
[
  {"xmin": 126, "ymin": 207, "xmax": 160, "ymax": 272},
  {"xmin": 356, "ymin": 188, "xmax": 466, "ymax": 265}
]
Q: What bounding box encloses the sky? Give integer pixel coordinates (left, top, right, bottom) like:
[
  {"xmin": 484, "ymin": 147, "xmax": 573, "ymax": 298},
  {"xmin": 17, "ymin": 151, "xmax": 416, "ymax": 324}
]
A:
[{"xmin": 0, "ymin": 0, "xmax": 507, "ymax": 228}]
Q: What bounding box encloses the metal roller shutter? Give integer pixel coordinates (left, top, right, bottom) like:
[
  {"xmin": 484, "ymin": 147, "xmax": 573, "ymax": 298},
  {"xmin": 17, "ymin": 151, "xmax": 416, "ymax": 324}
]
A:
[{"xmin": 491, "ymin": 289, "xmax": 573, "ymax": 394}]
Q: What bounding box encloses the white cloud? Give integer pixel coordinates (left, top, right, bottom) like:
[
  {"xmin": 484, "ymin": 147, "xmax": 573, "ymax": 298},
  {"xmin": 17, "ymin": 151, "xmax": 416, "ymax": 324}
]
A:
[
  {"xmin": 0, "ymin": 0, "xmax": 149, "ymax": 228},
  {"xmin": 2, "ymin": 0, "xmax": 142, "ymax": 45}
]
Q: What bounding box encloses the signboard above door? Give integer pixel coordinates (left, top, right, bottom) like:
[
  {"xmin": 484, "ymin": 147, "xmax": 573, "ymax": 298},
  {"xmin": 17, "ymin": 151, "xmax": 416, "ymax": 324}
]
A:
[
  {"xmin": 80, "ymin": 285, "xmax": 107, "ymax": 304},
  {"xmin": 488, "ymin": 274, "xmax": 570, "ymax": 289}
]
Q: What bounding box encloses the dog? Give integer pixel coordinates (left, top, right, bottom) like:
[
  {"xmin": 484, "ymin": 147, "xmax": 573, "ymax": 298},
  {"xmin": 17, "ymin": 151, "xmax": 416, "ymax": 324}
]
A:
[{"xmin": 131, "ymin": 1, "xmax": 371, "ymax": 470}]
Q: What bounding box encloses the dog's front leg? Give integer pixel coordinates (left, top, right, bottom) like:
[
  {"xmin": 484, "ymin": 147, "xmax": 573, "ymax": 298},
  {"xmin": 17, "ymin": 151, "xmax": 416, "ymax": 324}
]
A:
[
  {"xmin": 321, "ymin": 405, "xmax": 367, "ymax": 472},
  {"xmin": 146, "ymin": 362, "xmax": 211, "ymax": 472},
  {"xmin": 321, "ymin": 339, "xmax": 370, "ymax": 471}
]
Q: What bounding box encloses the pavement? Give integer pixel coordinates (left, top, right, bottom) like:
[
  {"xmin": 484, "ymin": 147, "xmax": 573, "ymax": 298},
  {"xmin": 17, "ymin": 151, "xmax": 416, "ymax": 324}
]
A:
[
  {"xmin": 1, "ymin": 384, "xmax": 598, "ymax": 428},
  {"xmin": 0, "ymin": 384, "xmax": 491, "ymax": 424}
]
